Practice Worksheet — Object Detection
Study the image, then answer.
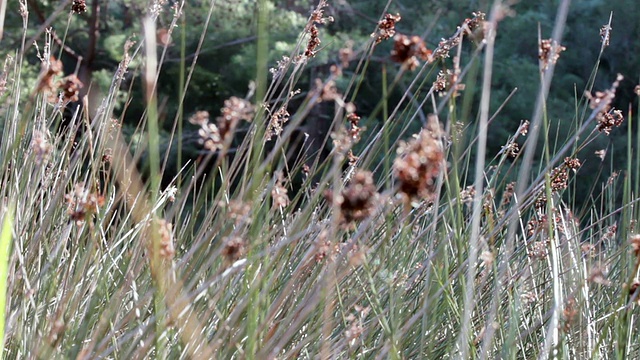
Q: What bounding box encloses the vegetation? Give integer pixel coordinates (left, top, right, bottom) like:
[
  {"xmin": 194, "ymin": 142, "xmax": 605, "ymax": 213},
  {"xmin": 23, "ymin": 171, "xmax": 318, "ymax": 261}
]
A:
[{"xmin": 0, "ymin": 0, "xmax": 640, "ymax": 358}]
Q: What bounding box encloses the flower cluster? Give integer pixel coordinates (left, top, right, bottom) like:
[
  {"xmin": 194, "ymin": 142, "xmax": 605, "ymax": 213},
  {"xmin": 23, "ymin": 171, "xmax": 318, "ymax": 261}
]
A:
[
  {"xmin": 538, "ymin": 39, "xmax": 566, "ymax": 70},
  {"xmin": 503, "ymin": 142, "xmax": 519, "ymax": 159},
  {"xmin": 71, "ymin": 0, "xmax": 87, "ymax": 14},
  {"xmin": 31, "ymin": 130, "xmax": 52, "ymax": 164},
  {"xmin": 266, "ymin": 106, "xmax": 290, "ymax": 141},
  {"xmin": 192, "ymin": 96, "xmax": 254, "ymax": 151},
  {"xmin": 65, "ymin": 183, "xmax": 105, "ymax": 224},
  {"xmin": 432, "ymin": 11, "xmax": 486, "ymax": 60},
  {"xmin": 36, "ymin": 57, "xmax": 63, "ymax": 94},
  {"xmin": 222, "ymin": 236, "xmax": 246, "ymax": 263},
  {"xmin": 393, "ymin": 121, "xmax": 444, "ymax": 201},
  {"xmin": 374, "ymin": 13, "xmax": 401, "ymax": 44},
  {"xmin": 600, "ymin": 24, "xmax": 612, "ymax": 47},
  {"xmin": 272, "ymin": 173, "xmax": 290, "ymax": 209},
  {"xmin": 58, "ymin": 75, "xmax": 83, "ymax": 103},
  {"xmin": 347, "ymin": 113, "xmax": 362, "ymax": 142},
  {"xmin": 304, "ymin": 0, "xmax": 332, "ymax": 58},
  {"xmin": 390, "ymin": 35, "xmax": 431, "ymax": 71},
  {"xmin": 325, "ymin": 170, "xmax": 378, "ymax": 226},
  {"xmin": 585, "ymin": 74, "xmax": 624, "ymax": 135}
]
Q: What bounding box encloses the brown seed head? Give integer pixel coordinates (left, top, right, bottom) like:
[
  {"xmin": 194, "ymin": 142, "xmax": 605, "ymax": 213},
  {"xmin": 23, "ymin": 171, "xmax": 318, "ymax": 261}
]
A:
[
  {"xmin": 538, "ymin": 39, "xmax": 566, "ymax": 70},
  {"xmin": 390, "ymin": 34, "xmax": 431, "ymax": 71},
  {"xmin": 375, "ymin": 13, "xmax": 401, "ymax": 44},
  {"xmin": 72, "ymin": 0, "xmax": 87, "ymax": 14},
  {"xmin": 393, "ymin": 124, "xmax": 444, "ymax": 200},
  {"xmin": 326, "ymin": 170, "xmax": 378, "ymax": 226}
]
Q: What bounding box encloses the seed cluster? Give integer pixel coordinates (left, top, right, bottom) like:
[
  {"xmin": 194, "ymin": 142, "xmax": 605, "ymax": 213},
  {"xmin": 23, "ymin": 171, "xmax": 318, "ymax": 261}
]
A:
[{"xmin": 393, "ymin": 122, "xmax": 444, "ymax": 201}]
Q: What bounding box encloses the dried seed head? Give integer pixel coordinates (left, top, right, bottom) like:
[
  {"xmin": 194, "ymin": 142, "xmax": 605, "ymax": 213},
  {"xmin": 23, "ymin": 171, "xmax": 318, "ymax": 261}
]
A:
[
  {"xmin": 529, "ymin": 241, "xmax": 547, "ymax": 259},
  {"xmin": 57, "ymin": 75, "xmax": 83, "ymax": 103},
  {"xmin": 272, "ymin": 173, "xmax": 290, "ymax": 209},
  {"xmin": 266, "ymin": 106, "xmax": 290, "ymax": 141},
  {"xmin": 600, "ymin": 24, "xmax": 612, "ymax": 47},
  {"xmin": 36, "ymin": 57, "xmax": 63, "ymax": 94},
  {"xmin": 564, "ymin": 157, "xmax": 581, "ymax": 172},
  {"xmin": 393, "ymin": 121, "xmax": 444, "ymax": 200},
  {"xmin": 222, "ymin": 236, "xmax": 246, "ymax": 263},
  {"xmin": 31, "ymin": 130, "xmax": 52, "ymax": 164},
  {"xmin": 347, "ymin": 113, "xmax": 362, "ymax": 142},
  {"xmin": 597, "ymin": 109, "xmax": 624, "ymax": 135},
  {"xmin": 539, "ymin": 39, "xmax": 566, "ymax": 70},
  {"xmin": 195, "ymin": 97, "xmax": 254, "ymax": 151},
  {"xmin": 72, "ymin": 0, "xmax": 87, "ymax": 14},
  {"xmin": 375, "ymin": 13, "xmax": 401, "ymax": 44},
  {"xmin": 503, "ymin": 142, "xmax": 519, "ymax": 159},
  {"xmin": 65, "ymin": 183, "xmax": 104, "ymax": 224},
  {"xmin": 519, "ymin": 120, "xmax": 530, "ymax": 136},
  {"xmin": 326, "ymin": 170, "xmax": 378, "ymax": 226},
  {"xmin": 550, "ymin": 167, "xmax": 569, "ymax": 192},
  {"xmin": 390, "ymin": 34, "xmax": 431, "ymax": 71}
]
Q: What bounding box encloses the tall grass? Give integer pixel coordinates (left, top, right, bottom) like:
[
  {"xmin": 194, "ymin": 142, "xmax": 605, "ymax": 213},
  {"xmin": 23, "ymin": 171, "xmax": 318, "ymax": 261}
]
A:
[{"xmin": 0, "ymin": 0, "xmax": 638, "ymax": 358}]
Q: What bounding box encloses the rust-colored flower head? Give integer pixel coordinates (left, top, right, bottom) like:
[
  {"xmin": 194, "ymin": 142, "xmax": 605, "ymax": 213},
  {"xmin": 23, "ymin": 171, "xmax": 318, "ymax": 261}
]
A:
[
  {"xmin": 530, "ymin": 241, "xmax": 548, "ymax": 259},
  {"xmin": 393, "ymin": 120, "xmax": 444, "ymax": 200},
  {"xmin": 304, "ymin": 0, "xmax": 332, "ymax": 58},
  {"xmin": 550, "ymin": 166, "xmax": 569, "ymax": 192},
  {"xmin": 57, "ymin": 75, "xmax": 83, "ymax": 103},
  {"xmin": 534, "ymin": 194, "xmax": 547, "ymax": 210},
  {"xmin": 503, "ymin": 141, "xmax": 519, "ymax": 159},
  {"xmin": 600, "ymin": 24, "xmax": 612, "ymax": 47},
  {"xmin": 65, "ymin": 183, "xmax": 105, "ymax": 225},
  {"xmin": 564, "ymin": 157, "xmax": 581, "ymax": 172},
  {"xmin": 305, "ymin": 25, "xmax": 321, "ymax": 58},
  {"xmin": 221, "ymin": 236, "xmax": 246, "ymax": 263},
  {"xmin": 266, "ymin": 106, "xmax": 290, "ymax": 141},
  {"xmin": 501, "ymin": 182, "xmax": 516, "ymax": 207},
  {"xmin": 195, "ymin": 96, "xmax": 254, "ymax": 151},
  {"xmin": 597, "ymin": 109, "xmax": 624, "ymax": 135},
  {"xmin": 390, "ymin": 34, "xmax": 431, "ymax": 71},
  {"xmin": 347, "ymin": 113, "xmax": 362, "ymax": 142},
  {"xmin": 375, "ymin": 13, "xmax": 401, "ymax": 44},
  {"xmin": 72, "ymin": 0, "xmax": 87, "ymax": 14},
  {"xmin": 584, "ymin": 75, "xmax": 625, "ymax": 135},
  {"xmin": 519, "ymin": 120, "xmax": 530, "ymax": 136},
  {"xmin": 325, "ymin": 170, "xmax": 378, "ymax": 226},
  {"xmin": 538, "ymin": 39, "xmax": 566, "ymax": 70},
  {"xmin": 464, "ymin": 11, "xmax": 486, "ymax": 33},
  {"xmin": 36, "ymin": 57, "xmax": 63, "ymax": 94}
]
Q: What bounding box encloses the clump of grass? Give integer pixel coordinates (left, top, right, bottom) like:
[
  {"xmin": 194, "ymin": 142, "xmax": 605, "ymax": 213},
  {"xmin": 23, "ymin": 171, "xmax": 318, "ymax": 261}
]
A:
[{"xmin": 0, "ymin": 0, "xmax": 639, "ymax": 358}]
